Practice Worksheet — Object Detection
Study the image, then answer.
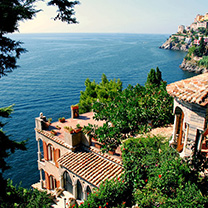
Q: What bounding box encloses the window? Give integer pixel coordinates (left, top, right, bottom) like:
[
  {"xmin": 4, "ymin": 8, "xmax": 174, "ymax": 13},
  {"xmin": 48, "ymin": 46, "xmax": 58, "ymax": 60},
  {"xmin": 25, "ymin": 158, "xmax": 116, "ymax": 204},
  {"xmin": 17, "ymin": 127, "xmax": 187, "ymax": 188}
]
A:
[
  {"xmin": 63, "ymin": 171, "xmax": 73, "ymax": 194},
  {"xmin": 48, "ymin": 144, "xmax": 54, "ymax": 161},
  {"xmin": 86, "ymin": 186, "xmax": 91, "ymax": 200},
  {"xmin": 49, "ymin": 175, "xmax": 56, "ymax": 190},
  {"xmin": 77, "ymin": 180, "xmax": 83, "ymax": 200}
]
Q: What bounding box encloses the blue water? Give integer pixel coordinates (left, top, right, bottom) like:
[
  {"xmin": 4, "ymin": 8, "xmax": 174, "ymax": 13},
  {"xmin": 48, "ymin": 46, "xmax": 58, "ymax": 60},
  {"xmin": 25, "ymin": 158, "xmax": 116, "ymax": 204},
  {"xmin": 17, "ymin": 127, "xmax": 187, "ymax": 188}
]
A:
[{"xmin": 0, "ymin": 33, "xmax": 195, "ymax": 188}]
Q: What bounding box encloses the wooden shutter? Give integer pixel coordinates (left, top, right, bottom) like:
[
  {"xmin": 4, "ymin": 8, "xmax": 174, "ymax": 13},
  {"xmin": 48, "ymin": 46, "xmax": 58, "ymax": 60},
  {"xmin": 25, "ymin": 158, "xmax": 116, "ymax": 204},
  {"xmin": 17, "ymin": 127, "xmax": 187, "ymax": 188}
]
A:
[
  {"xmin": 45, "ymin": 171, "xmax": 50, "ymax": 190},
  {"xmin": 55, "ymin": 149, "xmax": 60, "ymax": 168},
  {"xmin": 43, "ymin": 141, "xmax": 48, "ymax": 161}
]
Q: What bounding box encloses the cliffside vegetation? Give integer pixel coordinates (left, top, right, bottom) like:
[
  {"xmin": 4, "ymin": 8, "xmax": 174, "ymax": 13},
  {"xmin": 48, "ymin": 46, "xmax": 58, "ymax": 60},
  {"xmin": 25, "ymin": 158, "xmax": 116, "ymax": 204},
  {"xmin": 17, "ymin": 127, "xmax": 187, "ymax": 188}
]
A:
[
  {"xmin": 82, "ymin": 67, "xmax": 173, "ymax": 152},
  {"xmin": 79, "ymin": 69, "xmax": 207, "ymax": 207},
  {"xmin": 181, "ymin": 36, "xmax": 208, "ymax": 73},
  {"xmin": 79, "ymin": 136, "xmax": 208, "ymax": 208},
  {"xmin": 161, "ymin": 28, "xmax": 208, "ymax": 51}
]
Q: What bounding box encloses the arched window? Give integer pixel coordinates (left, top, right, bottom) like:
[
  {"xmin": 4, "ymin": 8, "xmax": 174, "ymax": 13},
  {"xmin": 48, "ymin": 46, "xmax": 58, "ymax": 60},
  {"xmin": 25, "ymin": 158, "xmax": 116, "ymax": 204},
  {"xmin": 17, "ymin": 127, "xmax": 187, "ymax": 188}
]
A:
[
  {"xmin": 86, "ymin": 186, "xmax": 91, "ymax": 200},
  {"xmin": 49, "ymin": 175, "xmax": 56, "ymax": 190},
  {"xmin": 77, "ymin": 180, "xmax": 83, "ymax": 200},
  {"xmin": 63, "ymin": 171, "xmax": 73, "ymax": 194},
  {"xmin": 48, "ymin": 144, "xmax": 54, "ymax": 161}
]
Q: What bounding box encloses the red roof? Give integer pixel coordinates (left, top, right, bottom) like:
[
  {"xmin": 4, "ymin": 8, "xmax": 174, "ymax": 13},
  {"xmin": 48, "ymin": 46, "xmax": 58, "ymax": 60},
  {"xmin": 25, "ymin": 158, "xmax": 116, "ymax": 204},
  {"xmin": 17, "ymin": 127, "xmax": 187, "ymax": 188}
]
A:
[
  {"xmin": 58, "ymin": 148, "xmax": 123, "ymax": 187},
  {"xmin": 166, "ymin": 73, "xmax": 208, "ymax": 106}
]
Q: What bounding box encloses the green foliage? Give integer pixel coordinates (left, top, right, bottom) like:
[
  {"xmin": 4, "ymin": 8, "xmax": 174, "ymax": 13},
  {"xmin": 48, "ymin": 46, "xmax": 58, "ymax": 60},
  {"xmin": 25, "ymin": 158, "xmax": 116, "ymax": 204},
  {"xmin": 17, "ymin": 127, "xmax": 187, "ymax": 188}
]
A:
[
  {"xmin": 0, "ymin": 0, "xmax": 79, "ymax": 77},
  {"xmin": 145, "ymin": 67, "xmax": 163, "ymax": 87},
  {"xmin": 79, "ymin": 74, "xmax": 122, "ymax": 113},
  {"xmin": 198, "ymin": 27, "xmax": 206, "ymax": 34},
  {"xmin": 0, "ymin": 180, "xmax": 53, "ymax": 208},
  {"xmin": 193, "ymin": 37, "xmax": 206, "ymax": 57},
  {"xmin": 81, "ymin": 135, "xmax": 208, "ymax": 207},
  {"xmin": 0, "ymin": 105, "xmax": 28, "ymax": 203},
  {"xmin": 122, "ymin": 136, "xmax": 208, "ymax": 207},
  {"xmin": 47, "ymin": 0, "xmax": 80, "ymax": 24},
  {"xmin": 198, "ymin": 56, "xmax": 208, "ymax": 68},
  {"xmin": 171, "ymin": 36, "xmax": 179, "ymax": 43},
  {"xmin": 79, "ymin": 179, "xmax": 131, "ymax": 208},
  {"xmin": 84, "ymin": 69, "xmax": 172, "ymax": 151}
]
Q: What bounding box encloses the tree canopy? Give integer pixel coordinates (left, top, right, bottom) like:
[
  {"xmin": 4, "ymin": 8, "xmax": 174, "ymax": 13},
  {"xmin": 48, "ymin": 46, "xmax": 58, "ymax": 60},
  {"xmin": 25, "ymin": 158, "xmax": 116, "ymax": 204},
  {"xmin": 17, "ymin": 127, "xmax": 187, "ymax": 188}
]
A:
[
  {"xmin": 84, "ymin": 68, "xmax": 173, "ymax": 152},
  {"xmin": 0, "ymin": 1, "xmax": 79, "ymax": 206},
  {"xmin": 0, "ymin": 0, "xmax": 80, "ymax": 77},
  {"xmin": 79, "ymin": 74, "xmax": 122, "ymax": 114}
]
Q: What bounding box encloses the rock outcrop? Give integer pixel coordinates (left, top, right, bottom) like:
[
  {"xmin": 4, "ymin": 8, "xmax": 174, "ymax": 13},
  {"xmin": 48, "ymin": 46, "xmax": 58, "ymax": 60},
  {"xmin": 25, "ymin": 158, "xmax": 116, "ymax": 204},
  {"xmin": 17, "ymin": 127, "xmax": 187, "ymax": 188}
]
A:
[
  {"xmin": 160, "ymin": 36, "xmax": 190, "ymax": 52},
  {"xmin": 179, "ymin": 59, "xmax": 208, "ymax": 74}
]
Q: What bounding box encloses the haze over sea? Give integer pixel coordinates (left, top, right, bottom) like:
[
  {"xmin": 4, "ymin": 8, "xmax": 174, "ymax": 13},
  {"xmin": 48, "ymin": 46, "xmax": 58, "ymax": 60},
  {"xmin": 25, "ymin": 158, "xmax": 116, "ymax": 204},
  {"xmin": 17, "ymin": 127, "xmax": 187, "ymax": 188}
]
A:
[{"xmin": 1, "ymin": 33, "xmax": 195, "ymax": 188}]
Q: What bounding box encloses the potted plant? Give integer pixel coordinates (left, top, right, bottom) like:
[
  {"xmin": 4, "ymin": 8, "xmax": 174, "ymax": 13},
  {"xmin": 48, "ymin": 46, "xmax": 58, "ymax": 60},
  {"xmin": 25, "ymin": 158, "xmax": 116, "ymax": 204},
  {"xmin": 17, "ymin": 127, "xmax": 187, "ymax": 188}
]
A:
[
  {"xmin": 108, "ymin": 144, "xmax": 117, "ymax": 155},
  {"xmin": 56, "ymin": 125, "xmax": 61, "ymax": 130},
  {"xmin": 71, "ymin": 104, "xmax": 79, "ymax": 110},
  {"xmin": 64, "ymin": 126, "xmax": 74, "ymax": 134},
  {"xmin": 48, "ymin": 118, "xmax": 52, "ymax": 124},
  {"xmin": 95, "ymin": 142, "xmax": 102, "ymax": 149},
  {"xmin": 50, "ymin": 129, "xmax": 57, "ymax": 136},
  {"xmin": 74, "ymin": 123, "xmax": 82, "ymax": 133},
  {"xmin": 44, "ymin": 118, "xmax": 52, "ymax": 129},
  {"xmin": 59, "ymin": 117, "xmax": 65, "ymax": 123},
  {"xmin": 108, "ymin": 149, "xmax": 115, "ymax": 155}
]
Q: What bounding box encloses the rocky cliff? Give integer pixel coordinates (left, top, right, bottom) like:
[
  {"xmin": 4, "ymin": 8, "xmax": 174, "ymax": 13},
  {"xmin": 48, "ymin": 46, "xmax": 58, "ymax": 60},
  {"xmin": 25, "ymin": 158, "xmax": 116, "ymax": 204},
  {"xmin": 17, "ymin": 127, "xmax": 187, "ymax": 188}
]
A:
[
  {"xmin": 180, "ymin": 59, "xmax": 208, "ymax": 74},
  {"xmin": 160, "ymin": 36, "xmax": 189, "ymax": 51}
]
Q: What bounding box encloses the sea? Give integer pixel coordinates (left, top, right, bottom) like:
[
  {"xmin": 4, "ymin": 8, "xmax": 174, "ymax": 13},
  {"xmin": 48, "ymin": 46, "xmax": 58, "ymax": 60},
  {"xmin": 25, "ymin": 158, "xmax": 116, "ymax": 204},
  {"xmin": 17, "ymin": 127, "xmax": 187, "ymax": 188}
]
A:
[{"xmin": 0, "ymin": 33, "xmax": 195, "ymax": 188}]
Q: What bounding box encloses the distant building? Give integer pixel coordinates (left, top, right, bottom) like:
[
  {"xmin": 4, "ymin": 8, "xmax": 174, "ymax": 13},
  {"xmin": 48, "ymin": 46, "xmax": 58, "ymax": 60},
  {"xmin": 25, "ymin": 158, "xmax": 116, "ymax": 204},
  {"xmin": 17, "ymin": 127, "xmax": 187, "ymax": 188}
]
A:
[
  {"xmin": 190, "ymin": 23, "xmax": 198, "ymax": 31},
  {"xmin": 197, "ymin": 21, "xmax": 208, "ymax": 29},
  {"xmin": 194, "ymin": 14, "xmax": 204, "ymax": 22},
  {"xmin": 194, "ymin": 37, "xmax": 208, "ymax": 45},
  {"xmin": 167, "ymin": 73, "xmax": 208, "ymax": 158},
  {"xmin": 178, "ymin": 25, "xmax": 185, "ymax": 33},
  {"xmin": 185, "ymin": 38, "xmax": 192, "ymax": 44},
  {"xmin": 204, "ymin": 13, "xmax": 208, "ymax": 21}
]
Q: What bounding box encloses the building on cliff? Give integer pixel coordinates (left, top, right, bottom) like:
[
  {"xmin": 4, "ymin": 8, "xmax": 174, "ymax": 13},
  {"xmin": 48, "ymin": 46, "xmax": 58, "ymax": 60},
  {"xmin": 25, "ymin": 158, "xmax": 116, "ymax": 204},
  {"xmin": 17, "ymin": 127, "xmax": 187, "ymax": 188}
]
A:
[
  {"xmin": 178, "ymin": 25, "xmax": 185, "ymax": 33},
  {"xmin": 167, "ymin": 73, "xmax": 208, "ymax": 159},
  {"xmin": 204, "ymin": 13, "xmax": 208, "ymax": 21},
  {"xmin": 33, "ymin": 107, "xmax": 123, "ymax": 202},
  {"xmin": 194, "ymin": 14, "xmax": 205, "ymax": 22}
]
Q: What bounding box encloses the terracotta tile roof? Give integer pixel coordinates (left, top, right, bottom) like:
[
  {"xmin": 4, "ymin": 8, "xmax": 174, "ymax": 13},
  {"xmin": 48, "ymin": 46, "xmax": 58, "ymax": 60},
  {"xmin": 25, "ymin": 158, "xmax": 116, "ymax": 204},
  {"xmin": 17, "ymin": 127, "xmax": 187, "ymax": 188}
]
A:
[
  {"xmin": 58, "ymin": 149, "xmax": 123, "ymax": 187},
  {"xmin": 166, "ymin": 73, "xmax": 208, "ymax": 106},
  {"xmin": 35, "ymin": 128, "xmax": 71, "ymax": 149}
]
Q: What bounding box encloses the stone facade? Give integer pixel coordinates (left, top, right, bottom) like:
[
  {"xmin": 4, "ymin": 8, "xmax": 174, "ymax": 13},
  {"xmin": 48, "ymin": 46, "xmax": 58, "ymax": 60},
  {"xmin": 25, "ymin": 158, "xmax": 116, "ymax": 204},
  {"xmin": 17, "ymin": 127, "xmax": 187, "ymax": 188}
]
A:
[
  {"xmin": 178, "ymin": 25, "xmax": 185, "ymax": 33},
  {"xmin": 34, "ymin": 110, "xmax": 123, "ymax": 202},
  {"xmin": 167, "ymin": 73, "xmax": 208, "ymax": 158},
  {"xmin": 197, "ymin": 21, "xmax": 208, "ymax": 29}
]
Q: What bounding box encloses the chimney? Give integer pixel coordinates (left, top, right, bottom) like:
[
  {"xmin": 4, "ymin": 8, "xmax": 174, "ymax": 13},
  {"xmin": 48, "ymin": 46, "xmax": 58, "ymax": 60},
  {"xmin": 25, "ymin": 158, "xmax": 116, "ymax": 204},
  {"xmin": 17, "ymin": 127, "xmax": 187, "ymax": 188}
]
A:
[
  {"xmin": 35, "ymin": 112, "xmax": 47, "ymax": 130},
  {"xmin": 71, "ymin": 105, "xmax": 79, "ymax": 119}
]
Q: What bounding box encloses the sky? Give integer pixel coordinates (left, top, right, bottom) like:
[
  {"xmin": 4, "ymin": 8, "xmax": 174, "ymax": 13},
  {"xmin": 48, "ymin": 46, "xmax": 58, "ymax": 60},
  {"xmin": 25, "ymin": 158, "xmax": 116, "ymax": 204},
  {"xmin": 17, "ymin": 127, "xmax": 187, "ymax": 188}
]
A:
[{"xmin": 18, "ymin": 0, "xmax": 208, "ymax": 34}]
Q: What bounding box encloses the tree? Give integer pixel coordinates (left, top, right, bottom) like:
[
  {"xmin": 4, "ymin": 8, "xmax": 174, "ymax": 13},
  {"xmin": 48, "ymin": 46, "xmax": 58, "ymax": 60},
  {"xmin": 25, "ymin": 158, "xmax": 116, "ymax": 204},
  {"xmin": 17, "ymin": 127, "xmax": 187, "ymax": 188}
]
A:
[
  {"xmin": 84, "ymin": 69, "xmax": 173, "ymax": 152},
  {"xmin": 193, "ymin": 36, "xmax": 206, "ymax": 57},
  {"xmin": 198, "ymin": 36, "xmax": 206, "ymax": 56},
  {"xmin": 79, "ymin": 74, "xmax": 122, "ymax": 113},
  {"xmin": 0, "ymin": 0, "xmax": 79, "ymax": 206},
  {"xmin": 0, "ymin": 105, "xmax": 27, "ymax": 203},
  {"xmin": 0, "ymin": 0, "xmax": 80, "ymax": 77},
  {"xmin": 145, "ymin": 67, "xmax": 162, "ymax": 87}
]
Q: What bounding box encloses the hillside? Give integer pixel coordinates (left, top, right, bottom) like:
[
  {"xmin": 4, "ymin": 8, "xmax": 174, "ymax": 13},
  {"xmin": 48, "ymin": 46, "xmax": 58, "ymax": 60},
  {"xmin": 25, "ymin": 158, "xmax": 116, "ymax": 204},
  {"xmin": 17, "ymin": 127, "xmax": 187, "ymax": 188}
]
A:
[{"xmin": 160, "ymin": 13, "xmax": 208, "ymax": 73}]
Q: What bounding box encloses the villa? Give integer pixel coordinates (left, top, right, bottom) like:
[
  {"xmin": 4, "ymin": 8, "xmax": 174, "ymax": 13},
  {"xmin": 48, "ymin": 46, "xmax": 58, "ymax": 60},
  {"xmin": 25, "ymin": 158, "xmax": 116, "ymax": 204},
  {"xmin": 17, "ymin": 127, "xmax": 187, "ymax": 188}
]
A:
[
  {"xmin": 167, "ymin": 73, "xmax": 208, "ymax": 158},
  {"xmin": 33, "ymin": 107, "xmax": 123, "ymax": 203}
]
